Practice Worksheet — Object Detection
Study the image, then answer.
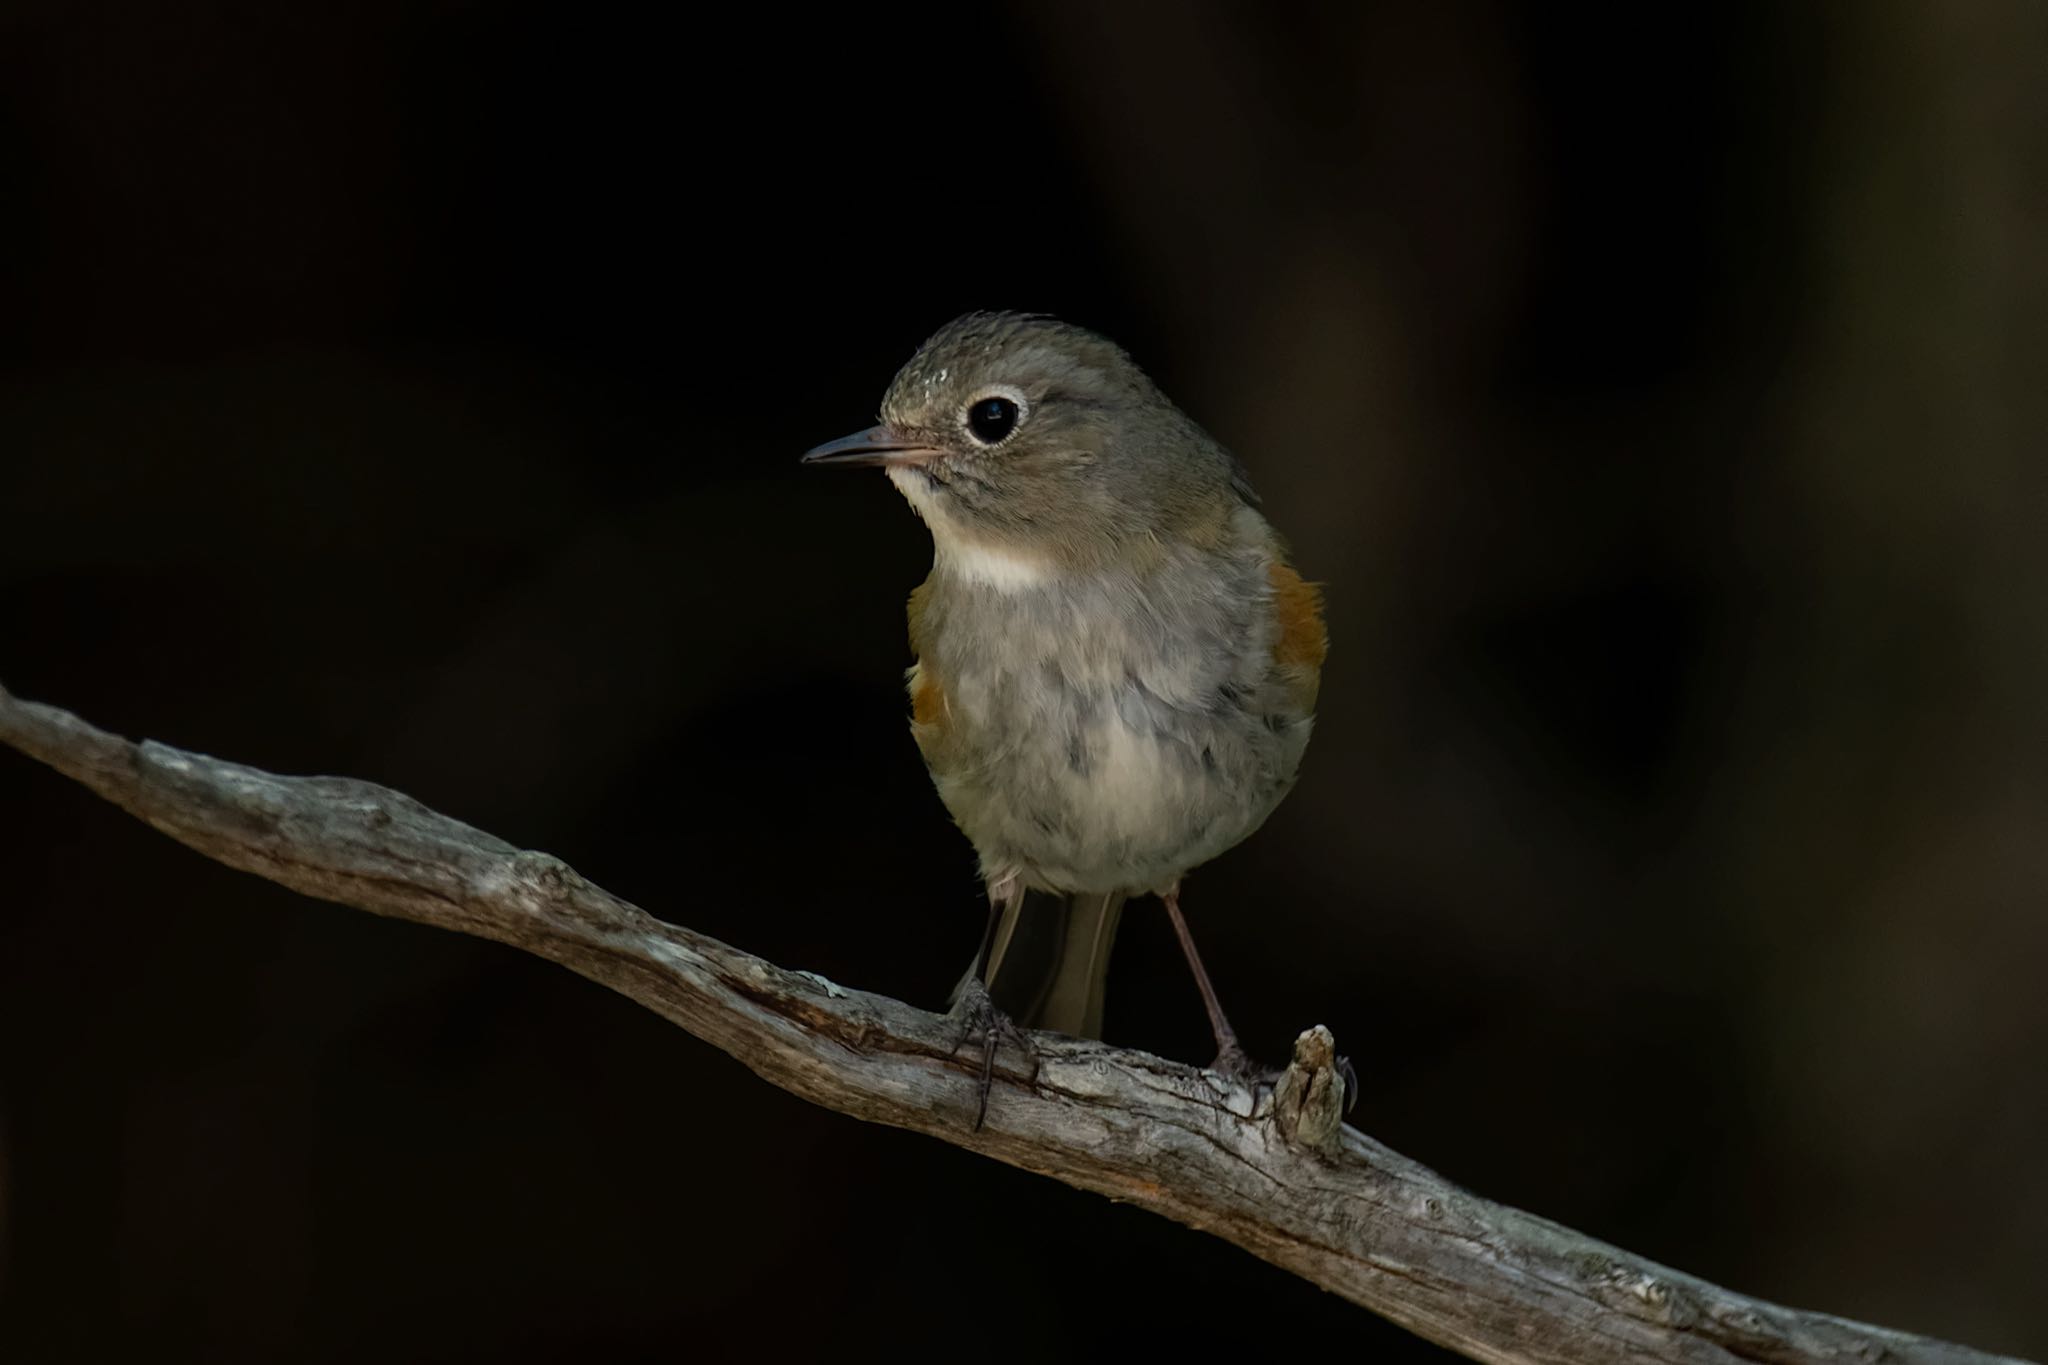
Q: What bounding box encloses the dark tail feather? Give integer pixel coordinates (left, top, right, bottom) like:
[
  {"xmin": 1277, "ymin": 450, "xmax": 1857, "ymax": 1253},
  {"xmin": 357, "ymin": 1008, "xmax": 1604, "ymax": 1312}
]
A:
[{"xmin": 953, "ymin": 890, "xmax": 1127, "ymax": 1038}]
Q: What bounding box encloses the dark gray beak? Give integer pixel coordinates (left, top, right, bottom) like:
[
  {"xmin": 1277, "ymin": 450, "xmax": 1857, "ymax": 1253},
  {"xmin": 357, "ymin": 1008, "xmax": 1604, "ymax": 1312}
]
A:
[{"xmin": 800, "ymin": 424, "xmax": 944, "ymax": 468}]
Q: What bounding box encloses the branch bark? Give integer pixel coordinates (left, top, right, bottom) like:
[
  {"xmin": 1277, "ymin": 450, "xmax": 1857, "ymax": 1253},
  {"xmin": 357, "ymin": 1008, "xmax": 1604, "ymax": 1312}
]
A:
[{"xmin": 0, "ymin": 684, "xmax": 2027, "ymax": 1365}]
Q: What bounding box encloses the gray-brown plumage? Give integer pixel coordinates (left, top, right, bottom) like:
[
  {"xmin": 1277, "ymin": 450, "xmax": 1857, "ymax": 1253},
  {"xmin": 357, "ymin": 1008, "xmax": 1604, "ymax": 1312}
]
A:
[{"xmin": 804, "ymin": 313, "xmax": 1325, "ymax": 1070}]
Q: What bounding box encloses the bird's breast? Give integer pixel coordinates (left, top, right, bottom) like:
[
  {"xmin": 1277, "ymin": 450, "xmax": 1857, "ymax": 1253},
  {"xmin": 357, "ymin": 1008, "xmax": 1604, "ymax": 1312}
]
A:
[{"xmin": 905, "ymin": 554, "xmax": 1310, "ymax": 893}]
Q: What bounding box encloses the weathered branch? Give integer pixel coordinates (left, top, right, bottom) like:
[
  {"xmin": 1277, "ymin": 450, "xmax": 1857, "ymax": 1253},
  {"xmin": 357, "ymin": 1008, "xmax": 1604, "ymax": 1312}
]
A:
[{"xmin": 0, "ymin": 683, "xmax": 2027, "ymax": 1365}]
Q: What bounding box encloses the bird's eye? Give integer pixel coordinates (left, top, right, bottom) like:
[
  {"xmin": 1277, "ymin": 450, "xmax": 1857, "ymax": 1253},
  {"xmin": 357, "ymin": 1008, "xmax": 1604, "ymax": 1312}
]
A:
[{"xmin": 965, "ymin": 395, "xmax": 1021, "ymax": 445}]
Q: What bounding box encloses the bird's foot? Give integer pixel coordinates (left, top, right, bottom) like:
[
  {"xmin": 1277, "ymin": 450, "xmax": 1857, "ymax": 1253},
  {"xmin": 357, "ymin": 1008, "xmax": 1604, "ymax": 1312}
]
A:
[
  {"xmin": 1208, "ymin": 1039, "xmax": 1285, "ymax": 1111},
  {"xmin": 1210, "ymin": 1039, "xmax": 1270, "ymax": 1085},
  {"xmin": 947, "ymin": 977, "xmax": 1038, "ymax": 1130}
]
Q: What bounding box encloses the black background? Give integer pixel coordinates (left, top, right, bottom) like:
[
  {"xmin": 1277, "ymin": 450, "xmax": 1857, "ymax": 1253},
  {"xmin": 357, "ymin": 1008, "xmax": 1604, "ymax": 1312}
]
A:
[{"xmin": 4, "ymin": 3, "xmax": 2045, "ymax": 1360}]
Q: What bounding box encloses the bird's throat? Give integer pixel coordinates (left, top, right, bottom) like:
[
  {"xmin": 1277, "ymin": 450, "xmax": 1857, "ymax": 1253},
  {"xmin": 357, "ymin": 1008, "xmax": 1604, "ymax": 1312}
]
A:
[
  {"xmin": 933, "ymin": 536, "xmax": 1054, "ymax": 592},
  {"xmin": 888, "ymin": 464, "xmax": 1057, "ymax": 592}
]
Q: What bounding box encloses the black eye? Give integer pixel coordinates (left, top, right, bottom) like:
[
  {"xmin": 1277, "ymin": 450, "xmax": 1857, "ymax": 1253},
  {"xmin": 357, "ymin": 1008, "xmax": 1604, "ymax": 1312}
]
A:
[{"xmin": 966, "ymin": 395, "xmax": 1020, "ymax": 444}]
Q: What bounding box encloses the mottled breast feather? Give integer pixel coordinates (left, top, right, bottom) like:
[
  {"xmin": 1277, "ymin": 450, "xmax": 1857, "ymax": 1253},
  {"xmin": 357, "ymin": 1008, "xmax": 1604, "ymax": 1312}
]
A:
[{"xmin": 907, "ymin": 578, "xmax": 932, "ymax": 649}]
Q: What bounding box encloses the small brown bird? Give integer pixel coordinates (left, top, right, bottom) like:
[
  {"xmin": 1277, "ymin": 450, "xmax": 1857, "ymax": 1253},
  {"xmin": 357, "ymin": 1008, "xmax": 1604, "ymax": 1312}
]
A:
[{"xmin": 804, "ymin": 313, "xmax": 1325, "ymax": 1097}]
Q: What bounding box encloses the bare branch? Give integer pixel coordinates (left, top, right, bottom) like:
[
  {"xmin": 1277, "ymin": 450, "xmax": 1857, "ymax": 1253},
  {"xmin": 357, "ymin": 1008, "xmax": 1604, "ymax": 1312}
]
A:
[{"xmin": 0, "ymin": 684, "xmax": 2027, "ymax": 1365}]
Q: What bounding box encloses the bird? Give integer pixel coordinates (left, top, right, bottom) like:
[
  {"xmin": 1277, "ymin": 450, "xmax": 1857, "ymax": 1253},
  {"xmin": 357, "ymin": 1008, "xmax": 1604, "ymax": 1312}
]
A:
[{"xmin": 802, "ymin": 312, "xmax": 1325, "ymax": 1113}]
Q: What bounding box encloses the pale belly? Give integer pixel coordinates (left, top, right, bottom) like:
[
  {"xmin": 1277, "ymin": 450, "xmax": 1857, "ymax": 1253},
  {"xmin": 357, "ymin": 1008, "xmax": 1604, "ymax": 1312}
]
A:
[{"xmin": 923, "ymin": 671, "xmax": 1307, "ymax": 895}]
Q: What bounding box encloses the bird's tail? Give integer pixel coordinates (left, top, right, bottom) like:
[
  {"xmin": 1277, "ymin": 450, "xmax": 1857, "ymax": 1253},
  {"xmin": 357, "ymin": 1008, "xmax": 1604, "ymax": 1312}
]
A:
[{"xmin": 952, "ymin": 889, "xmax": 1127, "ymax": 1039}]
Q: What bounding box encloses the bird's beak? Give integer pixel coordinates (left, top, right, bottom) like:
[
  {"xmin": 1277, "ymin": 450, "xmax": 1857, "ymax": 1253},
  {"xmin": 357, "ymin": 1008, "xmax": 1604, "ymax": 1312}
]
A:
[{"xmin": 800, "ymin": 424, "xmax": 944, "ymax": 469}]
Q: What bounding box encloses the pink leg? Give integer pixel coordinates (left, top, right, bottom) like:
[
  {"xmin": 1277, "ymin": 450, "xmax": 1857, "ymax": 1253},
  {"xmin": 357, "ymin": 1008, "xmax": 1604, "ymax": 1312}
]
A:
[{"xmin": 1162, "ymin": 885, "xmax": 1254, "ymax": 1074}]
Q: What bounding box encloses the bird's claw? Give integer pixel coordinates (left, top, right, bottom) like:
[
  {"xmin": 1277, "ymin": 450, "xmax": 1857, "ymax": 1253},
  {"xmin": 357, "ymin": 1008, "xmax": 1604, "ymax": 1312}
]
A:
[
  {"xmin": 948, "ymin": 977, "xmax": 1038, "ymax": 1130},
  {"xmin": 1210, "ymin": 1040, "xmax": 1269, "ymax": 1084}
]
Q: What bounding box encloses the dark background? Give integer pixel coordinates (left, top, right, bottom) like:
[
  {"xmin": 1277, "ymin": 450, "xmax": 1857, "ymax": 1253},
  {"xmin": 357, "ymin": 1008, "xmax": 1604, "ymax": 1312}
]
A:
[{"xmin": 3, "ymin": 2, "xmax": 2045, "ymax": 1360}]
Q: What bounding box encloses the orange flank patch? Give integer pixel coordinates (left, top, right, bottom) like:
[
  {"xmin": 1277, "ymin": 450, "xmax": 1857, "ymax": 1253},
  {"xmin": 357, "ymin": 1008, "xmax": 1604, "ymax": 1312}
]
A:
[
  {"xmin": 1269, "ymin": 563, "xmax": 1328, "ymax": 670},
  {"xmin": 910, "ymin": 662, "xmax": 947, "ymax": 729},
  {"xmin": 905, "ymin": 581, "xmax": 951, "ymax": 755}
]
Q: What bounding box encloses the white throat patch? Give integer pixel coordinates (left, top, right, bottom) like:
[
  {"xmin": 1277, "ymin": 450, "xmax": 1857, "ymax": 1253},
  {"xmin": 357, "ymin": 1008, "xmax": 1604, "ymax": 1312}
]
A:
[
  {"xmin": 936, "ymin": 538, "xmax": 1052, "ymax": 591},
  {"xmin": 887, "ymin": 465, "xmax": 1052, "ymax": 592}
]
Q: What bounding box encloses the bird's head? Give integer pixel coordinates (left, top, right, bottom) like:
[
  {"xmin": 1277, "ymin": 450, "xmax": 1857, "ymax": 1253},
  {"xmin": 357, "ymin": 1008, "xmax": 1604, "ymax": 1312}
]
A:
[{"xmin": 803, "ymin": 312, "xmax": 1249, "ymax": 579}]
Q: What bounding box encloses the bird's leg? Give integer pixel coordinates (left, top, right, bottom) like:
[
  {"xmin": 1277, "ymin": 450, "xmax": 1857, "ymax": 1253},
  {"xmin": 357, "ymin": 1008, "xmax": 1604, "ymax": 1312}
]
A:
[
  {"xmin": 948, "ymin": 871, "xmax": 1035, "ymax": 1129},
  {"xmin": 1164, "ymin": 885, "xmax": 1359, "ymax": 1113},
  {"xmin": 1161, "ymin": 884, "xmax": 1261, "ymax": 1079},
  {"xmin": 968, "ymin": 870, "xmax": 1013, "ymax": 982}
]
